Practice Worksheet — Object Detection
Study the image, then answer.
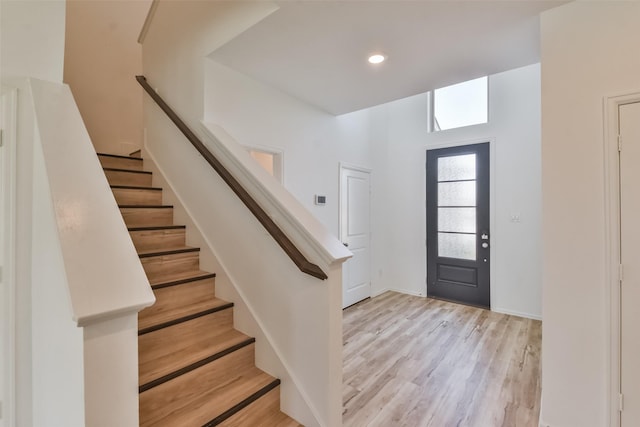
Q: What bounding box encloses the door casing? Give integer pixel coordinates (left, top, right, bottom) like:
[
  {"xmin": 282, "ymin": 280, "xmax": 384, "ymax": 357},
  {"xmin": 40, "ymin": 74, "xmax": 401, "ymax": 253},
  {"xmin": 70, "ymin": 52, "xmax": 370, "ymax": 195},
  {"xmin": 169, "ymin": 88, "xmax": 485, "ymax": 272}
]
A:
[
  {"xmin": 339, "ymin": 163, "xmax": 372, "ymax": 308},
  {"xmin": 1, "ymin": 86, "xmax": 18, "ymax": 427},
  {"xmin": 604, "ymin": 90, "xmax": 640, "ymax": 427}
]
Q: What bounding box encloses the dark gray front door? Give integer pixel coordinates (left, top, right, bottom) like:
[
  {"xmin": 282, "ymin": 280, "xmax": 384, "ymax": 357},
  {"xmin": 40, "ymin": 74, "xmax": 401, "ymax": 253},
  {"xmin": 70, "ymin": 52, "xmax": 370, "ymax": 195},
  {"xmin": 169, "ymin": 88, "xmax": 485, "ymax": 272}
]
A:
[{"xmin": 426, "ymin": 143, "xmax": 490, "ymax": 308}]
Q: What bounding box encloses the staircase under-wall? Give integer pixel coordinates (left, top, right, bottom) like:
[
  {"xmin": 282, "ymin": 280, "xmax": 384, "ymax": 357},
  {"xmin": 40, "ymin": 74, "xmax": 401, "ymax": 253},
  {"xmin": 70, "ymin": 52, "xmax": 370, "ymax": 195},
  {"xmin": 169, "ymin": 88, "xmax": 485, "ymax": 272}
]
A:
[{"xmin": 98, "ymin": 152, "xmax": 302, "ymax": 427}]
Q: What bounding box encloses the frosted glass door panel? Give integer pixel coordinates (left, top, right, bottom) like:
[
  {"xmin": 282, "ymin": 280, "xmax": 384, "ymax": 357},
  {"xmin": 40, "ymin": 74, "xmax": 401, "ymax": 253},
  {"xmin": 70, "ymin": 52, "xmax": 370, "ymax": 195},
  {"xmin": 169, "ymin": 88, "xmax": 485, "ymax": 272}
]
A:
[
  {"xmin": 438, "ymin": 208, "xmax": 476, "ymax": 233},
  {"xmin": 438, "ymin": 233, "xmax": 476, "ymax": 260},
  {"xmin": 438, "ymin": 181, "xmax": 476, "ymax": 207},
  {"xmin": 438, "ymin": 154, "xmax": 476, "ymax": 181}
]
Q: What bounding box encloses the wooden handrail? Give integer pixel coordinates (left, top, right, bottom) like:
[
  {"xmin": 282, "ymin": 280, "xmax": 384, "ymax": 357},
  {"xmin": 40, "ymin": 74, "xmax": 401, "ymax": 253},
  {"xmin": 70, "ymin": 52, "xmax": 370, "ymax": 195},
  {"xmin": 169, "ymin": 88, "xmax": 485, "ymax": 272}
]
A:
[{"xmin": 136, "ymin": 75, "xmax": 328, "ymax": 280}]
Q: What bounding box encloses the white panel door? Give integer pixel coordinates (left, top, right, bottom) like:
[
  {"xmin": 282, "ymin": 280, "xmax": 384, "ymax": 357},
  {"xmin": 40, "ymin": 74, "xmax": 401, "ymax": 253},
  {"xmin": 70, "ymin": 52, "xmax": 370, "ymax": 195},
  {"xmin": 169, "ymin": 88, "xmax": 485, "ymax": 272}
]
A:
[
  {"xmin": 620, "ymin": 101, "xmax": 640, "ymax": 427},
  {"xmin": 340, "ymin": 166, "xmax": 371, "ymax": 308}
]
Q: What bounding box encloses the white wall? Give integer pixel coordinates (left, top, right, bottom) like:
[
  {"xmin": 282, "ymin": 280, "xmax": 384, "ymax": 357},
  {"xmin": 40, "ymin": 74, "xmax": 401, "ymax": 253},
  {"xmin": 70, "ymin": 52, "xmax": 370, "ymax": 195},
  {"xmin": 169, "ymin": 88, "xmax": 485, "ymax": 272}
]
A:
[
  {"xmin": 64, "ymin": 0, "xmax": 151, "ymax": 155},
  {"xmin": 0, "ymin": 1, "xmax": 67, "ymax": 425},
  {"xmin": 31, "ymin": 139, "xmax": 85, "ymax": 427},
  {"xmin": 367, "ymin": 63, "xmax": 542, "ymax": 319},
  {"xmin": 0, "ymin": 0, "xmax": 66, "ymax": 82},
  {"xmin": 204, "ymin": 60, "xmax": 374, "ymax": 235},
  {"xmin": 539, "ymin": 2, "xmax": 640, "ymax": 426}
]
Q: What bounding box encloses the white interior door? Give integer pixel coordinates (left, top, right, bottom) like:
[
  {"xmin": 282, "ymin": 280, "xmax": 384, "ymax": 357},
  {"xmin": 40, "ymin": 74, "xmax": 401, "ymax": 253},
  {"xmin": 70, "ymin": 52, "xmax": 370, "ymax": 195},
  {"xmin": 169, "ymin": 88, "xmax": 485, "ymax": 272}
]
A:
[
  {"xmin": 620, "ymin": 100, "xmax": 640, "ymax": 426},
  {"xmin": 340, "ymin": 166, "xmax": 371, "ymax": 308}
]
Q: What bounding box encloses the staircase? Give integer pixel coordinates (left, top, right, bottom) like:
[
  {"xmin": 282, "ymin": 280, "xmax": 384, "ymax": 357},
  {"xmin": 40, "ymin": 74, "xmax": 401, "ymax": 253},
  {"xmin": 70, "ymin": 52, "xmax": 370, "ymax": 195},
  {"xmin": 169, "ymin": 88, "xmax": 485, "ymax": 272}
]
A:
[{"xmin": 98, "ymin": 152, "xmax": 302, "ymax": 427}]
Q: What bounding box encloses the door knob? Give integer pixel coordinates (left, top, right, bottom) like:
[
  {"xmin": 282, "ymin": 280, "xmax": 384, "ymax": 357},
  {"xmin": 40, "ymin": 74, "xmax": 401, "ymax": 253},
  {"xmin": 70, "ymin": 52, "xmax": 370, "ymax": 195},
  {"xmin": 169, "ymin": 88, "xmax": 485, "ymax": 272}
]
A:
[
  {"xmin": 482, "ymin": 242, "xmax": 489, "ymax": 249},
  {"xmin": 343, "ymin": 242, "xmax": 349, "ymax": 247}
]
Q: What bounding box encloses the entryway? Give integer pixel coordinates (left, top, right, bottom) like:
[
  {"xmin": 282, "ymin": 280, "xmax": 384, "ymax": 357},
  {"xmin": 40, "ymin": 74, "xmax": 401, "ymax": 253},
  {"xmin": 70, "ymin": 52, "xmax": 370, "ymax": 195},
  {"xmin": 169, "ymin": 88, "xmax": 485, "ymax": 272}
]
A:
[{"xmin": 426, "ymin": 142, "xmax": 490, "ymax": 308}]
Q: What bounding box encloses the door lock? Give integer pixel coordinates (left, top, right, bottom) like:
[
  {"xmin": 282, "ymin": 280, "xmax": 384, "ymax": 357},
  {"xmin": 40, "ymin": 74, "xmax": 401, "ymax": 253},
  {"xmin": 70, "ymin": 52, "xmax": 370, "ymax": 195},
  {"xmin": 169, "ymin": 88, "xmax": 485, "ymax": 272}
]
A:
[{"xmin": 482, "ymin": 242, "xmax": 489, "ymax": 249}]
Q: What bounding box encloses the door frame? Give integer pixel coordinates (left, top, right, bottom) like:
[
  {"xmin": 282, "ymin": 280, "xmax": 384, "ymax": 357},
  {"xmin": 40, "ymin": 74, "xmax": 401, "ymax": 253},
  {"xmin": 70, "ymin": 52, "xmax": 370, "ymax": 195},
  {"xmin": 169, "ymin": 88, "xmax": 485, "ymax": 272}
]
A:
[
  {"xmin": 339, "ymin": 162, "xmax": 372, "ymax": 307},
  {"xmin": 604, "ymin": 90, "xmax": 640, "ymax": 427},
  {"xmin": 424, "ymin": 138, "xmax": 496, "ymax": 304},
  {"xmin": 1, "ymin": 86, "xmax": 18, "ymax": 427}
]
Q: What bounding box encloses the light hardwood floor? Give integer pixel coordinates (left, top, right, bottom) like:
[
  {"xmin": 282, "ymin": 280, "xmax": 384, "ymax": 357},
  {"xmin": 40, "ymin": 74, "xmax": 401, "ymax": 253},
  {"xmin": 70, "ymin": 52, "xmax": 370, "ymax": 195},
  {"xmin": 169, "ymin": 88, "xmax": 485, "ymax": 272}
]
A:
[{"xmin": 343, "ymin": 292, "xmax": 541, "ymax": 427}]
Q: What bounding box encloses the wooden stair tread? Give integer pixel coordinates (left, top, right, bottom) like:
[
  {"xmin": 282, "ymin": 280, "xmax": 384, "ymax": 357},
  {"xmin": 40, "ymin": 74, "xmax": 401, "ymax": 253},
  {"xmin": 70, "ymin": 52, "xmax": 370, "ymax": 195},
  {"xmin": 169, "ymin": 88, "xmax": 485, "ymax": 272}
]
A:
[
  {"xmin": 138, "ymin": 295, "xmax": 229, "ymax": 333},
  {"xmin": 98, "ymin": 152, "xmax": 144, "ymax": 161},
  {"xmin": 129, "ymin": 225, "xmax": 186, "ymax": 231},
  {"xmin": 112, "ymin": 186, "xmax": 163, "ymax": 206},
  {"xmin": 218, "ymin": 387, "xmax": 302, "ymax": 427},
  {"xmin": 139, "ymin": 313, "xmax": 249, "ymax": 386},
  {"xmin": 148, "ymin": 269, "xmax": 215, "ymax": 287},
  {"xmin": 139, "ymin": 345, "xmax": 275, "ymax": 427},
  {"xmin": 103, "ymin": 167, "xmax": 151, "ymax": 174},
  {"xmin": 137, "ymin": 245, "xmax": 199, "ymax": 258},
  {"xmin": 111, "ymin": 184, "xmax": 162, "ymax": 191},
  {"xmin": 119, "ymin": 204, "xmax": 172, "ymax": 208}
]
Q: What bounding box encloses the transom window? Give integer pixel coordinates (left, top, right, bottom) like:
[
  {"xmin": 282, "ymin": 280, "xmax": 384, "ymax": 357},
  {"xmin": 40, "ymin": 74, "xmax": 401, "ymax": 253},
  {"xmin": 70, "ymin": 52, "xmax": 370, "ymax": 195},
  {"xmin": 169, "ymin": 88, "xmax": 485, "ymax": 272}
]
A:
[{"xmin": 430, "ymin": 76, "xmax": 488, "ymax": 132}]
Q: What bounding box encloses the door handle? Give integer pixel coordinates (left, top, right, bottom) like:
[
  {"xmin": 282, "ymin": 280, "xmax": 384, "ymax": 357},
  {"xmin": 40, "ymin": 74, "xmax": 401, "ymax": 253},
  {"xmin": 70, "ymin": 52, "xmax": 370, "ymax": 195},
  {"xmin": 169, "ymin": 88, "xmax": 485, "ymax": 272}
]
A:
[{"xmin": 343, "ymin": 242, "xmax": 349, "ymax": 247}]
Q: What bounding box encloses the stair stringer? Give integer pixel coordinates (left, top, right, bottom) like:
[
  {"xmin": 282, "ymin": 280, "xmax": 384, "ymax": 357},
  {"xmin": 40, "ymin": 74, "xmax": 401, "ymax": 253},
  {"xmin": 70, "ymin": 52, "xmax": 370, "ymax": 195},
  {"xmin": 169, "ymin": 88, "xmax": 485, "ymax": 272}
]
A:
[{"xmin": 141, "ymin": 146, "xmax": 321, "ymax": 427}]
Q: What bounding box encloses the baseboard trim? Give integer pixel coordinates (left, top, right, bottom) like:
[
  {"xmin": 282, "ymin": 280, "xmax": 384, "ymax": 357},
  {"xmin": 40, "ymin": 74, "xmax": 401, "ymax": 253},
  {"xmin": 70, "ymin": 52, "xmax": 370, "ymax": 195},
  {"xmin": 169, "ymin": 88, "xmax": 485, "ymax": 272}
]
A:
[
  {"xmin": 370, "ymin": 290, "xmax": 542, "ymax": 321},
  {"xmin": 371, "ymin": 287, "xmax": 426, "ymax": 299},
  {"xmin": 492, "ymin": 307, "xmax": 542, "ymax": 321}
]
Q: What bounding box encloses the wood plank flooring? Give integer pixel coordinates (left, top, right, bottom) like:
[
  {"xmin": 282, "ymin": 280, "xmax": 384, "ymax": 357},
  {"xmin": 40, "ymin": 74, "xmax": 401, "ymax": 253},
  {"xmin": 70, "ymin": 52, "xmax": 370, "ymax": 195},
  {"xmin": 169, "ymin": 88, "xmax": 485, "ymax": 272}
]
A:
[{"xmin": 343, "ymin": 292, "xmax": 542, "ymax": 427}]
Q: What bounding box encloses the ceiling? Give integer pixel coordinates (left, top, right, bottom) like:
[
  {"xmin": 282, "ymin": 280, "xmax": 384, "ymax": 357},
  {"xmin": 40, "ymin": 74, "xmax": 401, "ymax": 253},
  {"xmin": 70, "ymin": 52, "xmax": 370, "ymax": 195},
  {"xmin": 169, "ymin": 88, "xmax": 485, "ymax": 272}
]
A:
[{"xmin": 208, "ymin": 1, "xmax": 567, "ymax": 116}]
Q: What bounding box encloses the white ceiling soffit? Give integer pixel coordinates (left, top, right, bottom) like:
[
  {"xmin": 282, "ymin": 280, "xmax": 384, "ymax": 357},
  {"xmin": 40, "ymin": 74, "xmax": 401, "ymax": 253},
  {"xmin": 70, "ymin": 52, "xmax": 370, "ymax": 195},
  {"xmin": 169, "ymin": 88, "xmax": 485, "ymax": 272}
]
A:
[{"xmin": 208, "ymin": 0, "xmax": 567, "ymax": 116}]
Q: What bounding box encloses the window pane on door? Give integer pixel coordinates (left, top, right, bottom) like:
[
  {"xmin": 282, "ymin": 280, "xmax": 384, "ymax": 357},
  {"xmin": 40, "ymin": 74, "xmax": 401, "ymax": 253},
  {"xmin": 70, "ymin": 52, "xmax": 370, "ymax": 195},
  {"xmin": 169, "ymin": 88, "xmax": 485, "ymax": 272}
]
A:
[
  {"xmin": 438, "ymin": 232, "xmax": 476, "ymax": 260},
  {"xmin": 436, "ymin": 152, "xmax": 478, "ymax": 260},
  {"xmin": 438, "ymin": 154, "xmax": 476, "ymax": 181},
  {"xmin": 438, "ymin": 181, "xmax": 476, "ymax": 207},
  {"xmin": 438, "ymin": 207, "xmax": 476, "ymax": 233}
]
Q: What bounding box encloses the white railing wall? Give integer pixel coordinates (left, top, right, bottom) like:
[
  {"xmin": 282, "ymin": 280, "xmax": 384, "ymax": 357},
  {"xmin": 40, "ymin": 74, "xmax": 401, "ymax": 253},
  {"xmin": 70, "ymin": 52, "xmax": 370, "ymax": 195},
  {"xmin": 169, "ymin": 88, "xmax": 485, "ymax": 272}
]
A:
[
  {"xmin": 27, "ymin": 78, "xmax": 155, "ymax": 426},
  {"xmin": 141, "ymin": 2, "xmax": 351, "ymax": 425},
  {"xmin": 143, "ymin": 93, "xmax": 350, "ymax": 427}
]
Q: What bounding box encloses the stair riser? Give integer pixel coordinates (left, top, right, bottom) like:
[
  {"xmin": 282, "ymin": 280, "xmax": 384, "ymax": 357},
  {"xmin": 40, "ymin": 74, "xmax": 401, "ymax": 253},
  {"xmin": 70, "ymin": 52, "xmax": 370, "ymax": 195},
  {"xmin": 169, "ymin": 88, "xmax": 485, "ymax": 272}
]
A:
[
  {"xmin": 112, "ymin": 188, "xmax": 162, "ymax": 206},
  {"xmin": 139, "ymin": 278, "xmax": 216, "ymax": 328},
  {"xmin": 120, "ymin": 207, "xmax": 173, "ymax": 228},
  {"xmin": 139, "ymin": 307, "xmax": 238, "ymax": 385},
  {"xmin": 141, "ymin": 251, "xmax": 199, "ymax": 280},
  {"xmin": 140, "ymin": 344, "xmax": 268, "ymax": 427},
  {"xmin": 130, "ymin": 228, "xmax": 186, "ymax": 251},
  {"xmin": 218, "ymin": 387, "xmax": 290, "ymax": 427},
  {"xmin": 98, "ymin": 155, "xmax": 143, "ymax": 170},
  {"xmin": 104, "ymin": 170, "xmax": 152, "ymax": 187}
]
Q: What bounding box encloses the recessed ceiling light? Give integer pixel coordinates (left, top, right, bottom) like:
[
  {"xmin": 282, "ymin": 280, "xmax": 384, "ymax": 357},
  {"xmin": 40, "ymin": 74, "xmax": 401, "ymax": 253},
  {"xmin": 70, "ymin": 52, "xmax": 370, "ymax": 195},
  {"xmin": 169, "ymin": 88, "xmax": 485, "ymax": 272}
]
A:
[{"xmin": 368, "ymin": 54, "xmax": 386, "ymax": 64}]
